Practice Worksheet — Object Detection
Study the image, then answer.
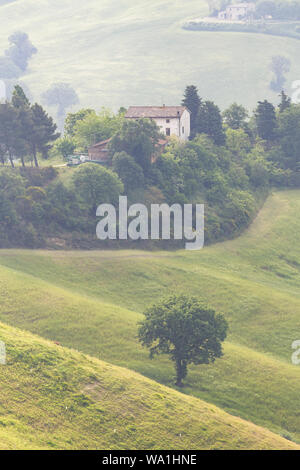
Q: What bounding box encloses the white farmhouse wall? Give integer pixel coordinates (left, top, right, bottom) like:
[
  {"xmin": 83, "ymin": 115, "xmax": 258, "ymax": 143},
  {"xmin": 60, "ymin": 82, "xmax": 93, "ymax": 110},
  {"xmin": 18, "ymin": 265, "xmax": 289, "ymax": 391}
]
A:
[
  {"xmin": 153, "ymin": 111, "xmax": 190, "ymax": 141},
  {"xmin": 180, "ymin": 109, "xmax": 190, "ymax": 141},
  {"xmin": 154, "ymin": 117, "xmax": 180, "ymax": 139},
  {"xmin": 125, "ymin": 106, "xmax": 191, "ymax": 141}
]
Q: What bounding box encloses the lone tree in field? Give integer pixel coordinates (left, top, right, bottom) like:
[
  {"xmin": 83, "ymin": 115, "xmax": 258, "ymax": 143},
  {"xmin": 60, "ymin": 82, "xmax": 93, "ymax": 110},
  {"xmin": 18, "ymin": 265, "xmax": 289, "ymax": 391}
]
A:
[
  {"xmin": 138, "ymin": 295, "xmax": 228, "ymax": 387},
  {"xmin": 269, "ymin": 55, "xmax": 291, "ymax": 93}
]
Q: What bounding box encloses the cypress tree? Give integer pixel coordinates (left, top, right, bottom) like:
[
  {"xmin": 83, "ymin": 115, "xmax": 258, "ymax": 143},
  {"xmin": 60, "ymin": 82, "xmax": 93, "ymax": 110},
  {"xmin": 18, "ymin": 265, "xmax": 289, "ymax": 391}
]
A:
[
  {"xmin": 278, "ymin": 90, "xmax": 291, "ymax": 113},
  {"xmin": 254, "ymin": 100, "xmax": 277, "ymax": 142},
  {"xmin": 197, "ymin": 100, "xmax": 226, "ymax": 145},
  {"xmin": 182, "ymin": 85, "xmax": 201, "ymax": 137}
]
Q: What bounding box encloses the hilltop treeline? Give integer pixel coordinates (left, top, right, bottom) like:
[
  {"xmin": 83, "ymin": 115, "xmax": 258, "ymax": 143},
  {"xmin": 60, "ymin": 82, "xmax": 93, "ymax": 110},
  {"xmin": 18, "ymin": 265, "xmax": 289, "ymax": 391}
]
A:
[
  {"xmin": 0, "ymin": 85, "xmax": 299, "ymax": 249},
  {"xmin": 256, "ymin": 0, "xmax": 300, "ymax": 20},
  {"xmin": 0, "ymin": 86, "xmax": 59, "ymax": 167}
]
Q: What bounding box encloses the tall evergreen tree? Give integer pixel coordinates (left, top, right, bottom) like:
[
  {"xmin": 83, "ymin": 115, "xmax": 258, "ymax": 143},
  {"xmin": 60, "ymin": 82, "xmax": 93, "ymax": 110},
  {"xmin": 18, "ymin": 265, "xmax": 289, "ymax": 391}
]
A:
[
  {"xmin": 277, "ymin": 105, "xmax": 300, "ymax": 170},
  {"xmin": 0, "ymin": 103, "xmax": 19, "ymax": 168},
  {"xmin": 254, "ymin": 100, "xmax": 277, "ymax": 142},
  {"xmin": 11, "ymin": 85, "xmax": 31, "ymax": 167},
  {"xmin": 182, "ymin": 85, "xmax": 201, "ymax": 137},
  {"xmin": 196, "ymin": 100, "xmax": 226, "ymax": 145},
  {"xmin": 27, "ymin": 104, "xmax": 60, "ymax": 167},
  {"xmin": 278, "ymin": 90, "xmax": 291, "ymax": 114},
  {"xmin": 11, "ymin": 85, "xmax": 30, "ymax": 108}
]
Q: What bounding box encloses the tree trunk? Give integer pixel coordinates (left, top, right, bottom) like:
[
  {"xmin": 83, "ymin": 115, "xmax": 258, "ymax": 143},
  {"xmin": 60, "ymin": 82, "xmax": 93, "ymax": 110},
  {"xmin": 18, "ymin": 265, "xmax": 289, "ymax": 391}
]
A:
[
  {"xmin": 33, "ymin": 147, "xmax": 39, "ymax": 167},
  {"xmin": 8, "ymin": 152, "xmax": 15, "ymax": 168},
  {"xmin": 175, "ymin": 358, "xmax": 187, "ymax": 387},
  {"xmin": 21, "ymin": 156, "xmax": 25, "ymax": 167}
]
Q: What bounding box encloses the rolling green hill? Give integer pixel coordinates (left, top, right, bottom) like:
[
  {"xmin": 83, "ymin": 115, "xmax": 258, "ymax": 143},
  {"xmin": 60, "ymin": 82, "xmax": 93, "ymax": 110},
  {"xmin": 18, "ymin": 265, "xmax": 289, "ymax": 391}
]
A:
[
  {"xmin": 0, "ymin": 190, "xmax": 300, "ymax": 444},
  {"xmin": 0, "ymin": 0, "xmax": 299, "ymax": 114},
  {"xmin": 2, "ymin": 320, "xmax": 298, "ymax": 450}
]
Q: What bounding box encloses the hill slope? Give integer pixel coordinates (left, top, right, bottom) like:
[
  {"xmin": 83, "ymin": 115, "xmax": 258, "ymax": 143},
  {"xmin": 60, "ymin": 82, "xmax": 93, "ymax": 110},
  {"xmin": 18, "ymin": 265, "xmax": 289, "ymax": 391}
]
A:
[
  {"xmin": 2, "ymin": 321, "xmax": 298, "ymax": 450},
  {"xmin": 0, "ymin": 191, "xmax": 300, "ymax": 443},
  {"xmin": 0, "ymin": 0, "xmax": 299, "ymax": 113}
]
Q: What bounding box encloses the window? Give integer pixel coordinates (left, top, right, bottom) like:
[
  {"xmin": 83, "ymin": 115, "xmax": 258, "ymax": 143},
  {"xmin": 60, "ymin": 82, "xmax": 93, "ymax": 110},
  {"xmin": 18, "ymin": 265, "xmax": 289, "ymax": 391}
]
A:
[
  {"xmin": 166, "ymin": 119, "xmax": 170, "ymax": 123},
  {"xmin": 182, "ymin": 126, "xmax": 184, "ymax": 134},
  {"xmin": 166, "ymin": 128, "xmax": 171, "ymax": 136}
]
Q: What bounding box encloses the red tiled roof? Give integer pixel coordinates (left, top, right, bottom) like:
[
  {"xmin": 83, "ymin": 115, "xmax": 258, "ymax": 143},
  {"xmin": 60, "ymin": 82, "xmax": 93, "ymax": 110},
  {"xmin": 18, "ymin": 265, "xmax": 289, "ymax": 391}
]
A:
[{"xmin": 125, "ymin": 106, "xmax": 190, "ymax": 119}]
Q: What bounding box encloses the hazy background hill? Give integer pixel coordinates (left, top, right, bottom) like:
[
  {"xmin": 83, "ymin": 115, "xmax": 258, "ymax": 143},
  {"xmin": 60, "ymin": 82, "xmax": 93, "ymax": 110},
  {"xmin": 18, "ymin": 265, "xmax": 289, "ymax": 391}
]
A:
[{"xmin": 0, "ymin": 0, "xmax": 299, "ymax": 119}]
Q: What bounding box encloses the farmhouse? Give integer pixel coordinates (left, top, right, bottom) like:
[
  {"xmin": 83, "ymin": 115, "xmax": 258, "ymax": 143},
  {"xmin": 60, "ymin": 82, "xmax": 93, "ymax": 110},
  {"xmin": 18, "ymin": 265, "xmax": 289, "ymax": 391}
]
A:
[
  {"xmin": 125, "ymin": 106, "xmax": 191, "ymax": 141},
  {"xmin": 218, "ymin": 2, "xmax": 255, "ymax": 21}
]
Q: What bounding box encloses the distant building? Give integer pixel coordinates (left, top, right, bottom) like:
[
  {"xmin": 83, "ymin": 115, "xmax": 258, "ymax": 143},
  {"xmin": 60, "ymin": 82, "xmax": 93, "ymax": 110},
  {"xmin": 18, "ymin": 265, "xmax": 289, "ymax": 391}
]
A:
[
  {"xmin": 88, "ymin": 138, "xmax": 111, "ymax": 163},
  {"xmin": 88, "ymin": 137, "xmax": 168, "ymax": 164},
  {"xmin": 125, "ymin": 106, "xmax": 191, "ymax": 141},
  {"xmin": 218, "ymin": 3, "xmax": 255, "ymax": 21}
]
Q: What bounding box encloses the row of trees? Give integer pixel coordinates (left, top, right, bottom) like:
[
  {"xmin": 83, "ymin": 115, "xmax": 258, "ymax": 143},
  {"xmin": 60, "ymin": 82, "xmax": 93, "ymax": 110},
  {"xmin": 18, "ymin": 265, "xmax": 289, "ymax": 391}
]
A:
[
  {"xmin": 0, "ymin": 122, "xmax": 271, "ymax": 249},
  {"xmin": 1, "ymin": 82, "xmax": 299, "ymax": 248},
  {"xmin": 1, "ymin": 82, "xmax": 299, "ymax": 176},
  {"xmin": 0, "ymin": 86, "xmax": 59, "ymax": 167},
  {"xmin": 50, "ymin": 85, "xmax": 300, "ymax": 183},
  {"xmin": 182, "ymin": 85, "xmax": 300, "ymax": 173}
]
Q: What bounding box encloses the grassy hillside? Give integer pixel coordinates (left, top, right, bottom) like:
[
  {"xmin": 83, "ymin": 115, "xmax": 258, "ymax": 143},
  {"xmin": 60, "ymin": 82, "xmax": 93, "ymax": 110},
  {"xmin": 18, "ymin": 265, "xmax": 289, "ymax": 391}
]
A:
[
  {"xmin": 0, "ymin": 0, "xmax": 299, "ymax": 114},
  {"xmin": 0, "ymin": 190, "xmax": 300, "ymax": 443},
  {"xmin": 2, "ymin": 321, "xmax": 298, "ymax": 450}
]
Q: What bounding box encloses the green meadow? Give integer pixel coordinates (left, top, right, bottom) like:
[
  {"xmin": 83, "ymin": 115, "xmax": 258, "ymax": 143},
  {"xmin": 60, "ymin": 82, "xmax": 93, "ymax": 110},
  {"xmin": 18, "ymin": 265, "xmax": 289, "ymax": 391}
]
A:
[
  {"xmin": 0, "ymin": 189, "xmax": 300, "ymax": 445},
  {"xmin": 1, "ymin": 321, "xmax": 298, "ymax": 450},
  {"xmin": 1, "ymin": 0, "xmax": 300, "ymax": 450},
  {"xmin": 1, "ymin": 0, "xmax": 300, "ymax": 112}
]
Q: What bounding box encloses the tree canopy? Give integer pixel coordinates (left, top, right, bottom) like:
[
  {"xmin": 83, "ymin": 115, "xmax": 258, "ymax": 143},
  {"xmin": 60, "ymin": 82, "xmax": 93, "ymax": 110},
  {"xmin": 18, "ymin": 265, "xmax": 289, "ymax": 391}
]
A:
[
  {"xmin": 254, "ymin": 100, "xmax": 277, "ymax": 142},
  {"xmin": 138, "ymin": 295, "xmax": 228, "ymax": 386},
  {"xmin": 72, "ymin": 163, "xmax": 123, "ymax": 214},
  {"xmin": 197, "ymin": 100, "xmax": 226, "ymax": 145},
  {"xmin": 223, "ymin": 103, "xmax": 249, "ymax": 131},
  {"xmin": 109, "ymin": 119, "xmax": 162, "ymax": 175}
]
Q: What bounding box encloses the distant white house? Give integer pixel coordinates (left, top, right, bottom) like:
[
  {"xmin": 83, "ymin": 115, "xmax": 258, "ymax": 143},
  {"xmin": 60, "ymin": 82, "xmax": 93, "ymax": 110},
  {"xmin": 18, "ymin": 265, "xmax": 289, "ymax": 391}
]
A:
[
  {"xmin": 125, "ymin": 106, "xmax": 191, "ymax": 141},
  {"xmin": 218, "ymin": 2, "xmax": 256, "ymax": 21}
]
